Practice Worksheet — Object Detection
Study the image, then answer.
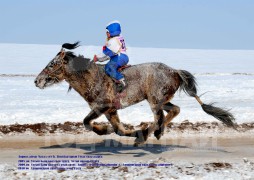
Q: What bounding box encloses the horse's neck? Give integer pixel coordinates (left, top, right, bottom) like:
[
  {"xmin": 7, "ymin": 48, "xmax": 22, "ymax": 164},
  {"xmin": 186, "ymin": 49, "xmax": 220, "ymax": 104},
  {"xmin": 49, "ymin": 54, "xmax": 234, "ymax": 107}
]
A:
[{"xmin": 64, "ymin": 63, "xmax": 104, "ymax": 102}]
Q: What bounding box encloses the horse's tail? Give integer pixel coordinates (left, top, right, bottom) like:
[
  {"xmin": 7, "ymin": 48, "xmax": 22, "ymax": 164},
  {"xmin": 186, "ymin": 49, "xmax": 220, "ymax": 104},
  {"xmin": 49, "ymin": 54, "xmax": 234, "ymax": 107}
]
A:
[{"xmin": 177, "ymin": 70, "xmax": 236, "ymax": 128}]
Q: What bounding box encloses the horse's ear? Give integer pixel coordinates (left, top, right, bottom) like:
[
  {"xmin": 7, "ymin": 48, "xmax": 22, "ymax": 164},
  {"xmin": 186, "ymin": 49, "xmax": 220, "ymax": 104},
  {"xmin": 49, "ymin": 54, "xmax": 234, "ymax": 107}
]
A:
[
  {"xmin": 59, "ymin": 50, "xmax": 68, "ymax": 64},
  {"xmin": 60, "ymin": 51, "xmax": 65, "ymax": 58}
]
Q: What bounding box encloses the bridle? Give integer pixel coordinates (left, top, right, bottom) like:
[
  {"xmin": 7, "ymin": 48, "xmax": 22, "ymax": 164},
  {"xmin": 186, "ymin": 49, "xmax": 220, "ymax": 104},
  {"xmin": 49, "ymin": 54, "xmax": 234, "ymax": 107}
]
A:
[{"xmin": 43, "ymin": 48, "xmax": 66, "ymax": 82}]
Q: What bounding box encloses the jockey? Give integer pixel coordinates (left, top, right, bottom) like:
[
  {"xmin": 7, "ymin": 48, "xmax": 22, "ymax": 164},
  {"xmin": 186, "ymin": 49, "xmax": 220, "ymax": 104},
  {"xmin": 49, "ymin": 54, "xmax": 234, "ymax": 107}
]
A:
[{"xmin": 94, "ymin": 21, "xmax": 129, "ymax": 92}]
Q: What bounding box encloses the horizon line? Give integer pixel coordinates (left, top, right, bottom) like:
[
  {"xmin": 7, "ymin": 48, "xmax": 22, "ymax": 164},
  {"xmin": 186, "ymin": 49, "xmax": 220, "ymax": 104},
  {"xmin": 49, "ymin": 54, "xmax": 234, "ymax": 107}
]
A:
[{"xmin": 0, "ymin": 42, "xmax": 254, "ymax": 51}]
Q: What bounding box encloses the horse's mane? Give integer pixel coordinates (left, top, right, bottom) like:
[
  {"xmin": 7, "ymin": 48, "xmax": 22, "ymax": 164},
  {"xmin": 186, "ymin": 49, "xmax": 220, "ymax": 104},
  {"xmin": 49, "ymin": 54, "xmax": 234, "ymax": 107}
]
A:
[
  {"xmin": 61, "ymin": 42, "xmax": 102, "ymax": 92},
  {"xmin": 61, "ymin": 42, "xmax": 93, "ymax": 73},
  {"xmin": 62, "ymin": 41, "xmax": 80, "ymax": 50},
  {"xmin": 67, "ymin": 54, "xmax": 92, "ymax": 73}
]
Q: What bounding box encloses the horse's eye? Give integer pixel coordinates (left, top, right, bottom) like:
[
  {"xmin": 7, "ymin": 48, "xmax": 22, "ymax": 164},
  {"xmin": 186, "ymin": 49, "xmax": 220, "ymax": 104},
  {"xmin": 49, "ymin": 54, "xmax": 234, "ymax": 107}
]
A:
[{"xmin": 49, "ymin": 62, "xmax": 55, "ymax": 67}]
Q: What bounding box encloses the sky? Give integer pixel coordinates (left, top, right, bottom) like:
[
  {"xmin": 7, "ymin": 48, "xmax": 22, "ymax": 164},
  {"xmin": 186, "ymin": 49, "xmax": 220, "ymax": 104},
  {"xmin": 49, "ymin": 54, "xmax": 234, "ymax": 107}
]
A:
[{"xmin": 0, "ymin": 0, "xmax": 253, "ymax": 49}]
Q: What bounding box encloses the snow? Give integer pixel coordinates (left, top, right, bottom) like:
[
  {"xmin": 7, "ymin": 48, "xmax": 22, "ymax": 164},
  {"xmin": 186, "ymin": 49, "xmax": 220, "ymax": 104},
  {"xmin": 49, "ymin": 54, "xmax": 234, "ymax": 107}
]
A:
[
  {"xmin": 1, "ymin": 159, "xmax": 254, "ymax": 179},
  {"xmin": 0, "ymin": 43, "xmax": 254, "ymax": 125},
  {"xmin": 1, "ymin": 43, "xmax": 254, "ymax": 75}
]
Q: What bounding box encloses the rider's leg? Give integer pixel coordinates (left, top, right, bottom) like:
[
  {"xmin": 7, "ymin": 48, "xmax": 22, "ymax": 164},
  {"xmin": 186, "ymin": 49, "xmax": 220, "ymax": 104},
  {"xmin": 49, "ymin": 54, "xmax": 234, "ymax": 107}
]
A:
[
  {"xmin": 116, "ymin": 54, "xmax": 129, "ymax": 91},
  {"xmin": 105, "ymin": 55, "xmax": 128, "ymax": 92},
  {"xmin": 117, "ymin": 53, "xmax": 129, "ymax": 67},
  {"xmin": 105, "ymin": 56, "xmax": 123, "ymax": 80}
]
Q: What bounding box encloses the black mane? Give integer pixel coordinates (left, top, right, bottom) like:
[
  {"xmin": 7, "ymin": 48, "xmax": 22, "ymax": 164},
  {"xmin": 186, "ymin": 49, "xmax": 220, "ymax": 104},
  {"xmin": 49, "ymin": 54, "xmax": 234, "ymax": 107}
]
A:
[
  {"xmin": 64, "ymin": 53, "xmax": 92, "ymax": 93},
  {"xmin": 65, "ymin": 51, "xmax": 77, "ymax": 59},
  {"xmin": 66, "ymin": 54, "xmax": 92, "ymax": 74},
  {"xmin": 60, "ymin": 41, "xmax": 98, "ymax": 93}
]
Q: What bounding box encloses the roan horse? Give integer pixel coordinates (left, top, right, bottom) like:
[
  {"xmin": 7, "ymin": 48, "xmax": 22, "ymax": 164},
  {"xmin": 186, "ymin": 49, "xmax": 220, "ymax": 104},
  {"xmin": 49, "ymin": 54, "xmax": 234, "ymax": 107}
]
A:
[{"xmin": 35, "ymin": 42, "xmax": 235, "ymax": 146}]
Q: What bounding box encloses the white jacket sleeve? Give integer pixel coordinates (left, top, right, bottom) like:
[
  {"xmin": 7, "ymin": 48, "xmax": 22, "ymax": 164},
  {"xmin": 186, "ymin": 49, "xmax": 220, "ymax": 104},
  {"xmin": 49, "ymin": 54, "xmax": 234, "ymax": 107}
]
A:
[
  {"xmin": 97, "ymin": 55, "xmax": 110, "ymax": 62},
  {"xmin": 107, "ymin": 38, "xmax": 122, "ymax": 54}
]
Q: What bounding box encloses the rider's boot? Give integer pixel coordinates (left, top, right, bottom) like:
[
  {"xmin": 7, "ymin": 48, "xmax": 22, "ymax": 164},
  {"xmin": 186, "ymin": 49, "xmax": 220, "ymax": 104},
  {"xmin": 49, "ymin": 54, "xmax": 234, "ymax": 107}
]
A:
[{"xmin": 116, "ymin": 78, "xmax": 127, "ymax": 93}]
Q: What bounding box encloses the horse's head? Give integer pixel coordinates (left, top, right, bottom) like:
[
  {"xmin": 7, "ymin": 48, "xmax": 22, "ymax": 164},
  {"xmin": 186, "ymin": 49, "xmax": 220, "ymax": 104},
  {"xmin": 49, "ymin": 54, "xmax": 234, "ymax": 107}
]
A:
[{"xmin": 34, "ymin": 42, "xmax": 80, "ymax": 89}]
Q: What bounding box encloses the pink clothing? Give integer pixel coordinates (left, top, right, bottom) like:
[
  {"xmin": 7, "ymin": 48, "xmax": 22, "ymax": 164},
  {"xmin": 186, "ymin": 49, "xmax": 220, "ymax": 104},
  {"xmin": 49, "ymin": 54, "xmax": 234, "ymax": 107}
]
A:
[{"xmin": 116, "ymin": 36, "xmax": 127, "ymax": 53}]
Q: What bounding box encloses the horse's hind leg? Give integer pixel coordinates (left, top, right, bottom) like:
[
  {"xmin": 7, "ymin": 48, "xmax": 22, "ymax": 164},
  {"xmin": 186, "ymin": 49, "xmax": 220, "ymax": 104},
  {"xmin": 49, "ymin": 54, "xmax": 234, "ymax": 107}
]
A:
[{"xmin": 154, "ymin": 102, "xmax": 180, "ymax": 140}]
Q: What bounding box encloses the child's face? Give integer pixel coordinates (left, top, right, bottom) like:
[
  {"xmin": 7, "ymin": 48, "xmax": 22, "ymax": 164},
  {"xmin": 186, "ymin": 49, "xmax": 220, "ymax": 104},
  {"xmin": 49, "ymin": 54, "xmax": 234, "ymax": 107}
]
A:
[{"xmin": 106, "ymin": 32, "xmax": 110, "ymax": 38}]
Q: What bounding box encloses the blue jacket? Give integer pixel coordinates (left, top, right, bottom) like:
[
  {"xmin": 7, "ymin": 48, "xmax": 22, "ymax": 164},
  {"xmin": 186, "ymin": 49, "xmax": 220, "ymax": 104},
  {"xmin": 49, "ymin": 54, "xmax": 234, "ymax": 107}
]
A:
[{"xmin": 103, "ymin": 46, "xmax": 116, "ymax": 58}]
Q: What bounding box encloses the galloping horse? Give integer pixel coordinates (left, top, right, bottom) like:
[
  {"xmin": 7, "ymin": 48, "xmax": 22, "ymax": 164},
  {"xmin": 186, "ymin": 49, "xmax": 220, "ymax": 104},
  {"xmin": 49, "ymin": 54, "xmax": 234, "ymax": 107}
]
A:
[{"xmin": 35, "ymin": 42, "xmax": 235, "ymax": 146}]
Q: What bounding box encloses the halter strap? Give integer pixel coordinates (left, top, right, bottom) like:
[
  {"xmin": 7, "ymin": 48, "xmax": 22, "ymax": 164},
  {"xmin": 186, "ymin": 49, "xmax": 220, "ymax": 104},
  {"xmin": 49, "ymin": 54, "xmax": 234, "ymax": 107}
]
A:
[{"xmin": 43, "ymin": 49, "xmax": 66, "ymax": 77}]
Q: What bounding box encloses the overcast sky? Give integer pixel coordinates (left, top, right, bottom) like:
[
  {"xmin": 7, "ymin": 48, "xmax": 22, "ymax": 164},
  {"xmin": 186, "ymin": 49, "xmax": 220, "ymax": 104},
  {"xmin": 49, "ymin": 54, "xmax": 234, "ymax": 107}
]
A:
[{"xmin": 0, "ymin": 0, "xmax": 253, "ymax": 49}]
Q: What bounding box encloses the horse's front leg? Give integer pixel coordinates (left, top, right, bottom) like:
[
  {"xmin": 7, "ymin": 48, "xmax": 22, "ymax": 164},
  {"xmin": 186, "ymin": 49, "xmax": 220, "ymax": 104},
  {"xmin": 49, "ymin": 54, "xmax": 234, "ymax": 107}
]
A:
[
  {"xmin": 133, "ymin": 108, "xmax": 165, "ymax": 146},
  {"xmin": 105, "ymin": 109, "xmax": 137, "ymax": 136},
  {"xmin": 105, "ymin": 109, "xmax": 149, "ymax": 146},
  {"xmin": 83, "ymin": 107, "xmax": 113, "ymax": 135},
  {"xmin": 154, "ymin": 102, "xmax": 180, "ymax": 140}
]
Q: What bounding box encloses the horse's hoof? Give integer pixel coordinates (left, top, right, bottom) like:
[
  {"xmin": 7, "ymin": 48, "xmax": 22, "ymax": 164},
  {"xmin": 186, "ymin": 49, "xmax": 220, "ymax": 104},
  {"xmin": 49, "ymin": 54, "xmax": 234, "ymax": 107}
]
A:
[
  {"xmin": 133, "ymin": 141, "xmax": 145, "ymax": 147},
  {"xmin": 154, "ymin": 127, "xmax": 164, "ymax": 140},
  {"xmin": 134, "ymin": 136, "xmax": 145, "ymax": 147},
  {"xmin": 93, "ymin": 125, "xmax": 114, "ymax": 135},
  {"xmin": 154, "ymin": 130, "xmax": 162, "ymax": 140},
  {"xmin": 155, "ymin": 134, "xmax": 162, "ymax": 140},
  {"xmin": 133, "ymin": 142, "xmax": 139, "ymax": 147}
]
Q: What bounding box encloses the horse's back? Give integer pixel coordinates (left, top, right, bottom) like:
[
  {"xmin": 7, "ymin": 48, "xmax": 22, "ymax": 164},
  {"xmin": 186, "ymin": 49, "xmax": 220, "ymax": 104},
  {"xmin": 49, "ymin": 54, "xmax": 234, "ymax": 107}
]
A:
[
  {"xmin": 123, "ymin": 62, "xmax": 177, "ymax": 81},
  {"xmin": 123, "ymin": 62, "xmax": 175, "ymax": 72},
  {"xmin": 121, "ymin": 62, "xmax": 180, "ymax": 104}
]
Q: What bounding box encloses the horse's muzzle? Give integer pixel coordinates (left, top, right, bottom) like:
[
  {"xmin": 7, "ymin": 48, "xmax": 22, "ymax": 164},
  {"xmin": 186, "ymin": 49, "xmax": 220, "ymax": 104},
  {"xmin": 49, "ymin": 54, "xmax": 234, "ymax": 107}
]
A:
[{"xmin": 34, "ymin": 77, "xmax": 44, "ymax": 89}]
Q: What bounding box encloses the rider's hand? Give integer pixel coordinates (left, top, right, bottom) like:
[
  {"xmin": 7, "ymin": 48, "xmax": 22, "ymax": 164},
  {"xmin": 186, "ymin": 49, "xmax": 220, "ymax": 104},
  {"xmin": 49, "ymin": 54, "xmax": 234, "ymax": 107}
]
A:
[{"xmin": 93, "ymin": 55, "xmax": 98, "ymax": 62}]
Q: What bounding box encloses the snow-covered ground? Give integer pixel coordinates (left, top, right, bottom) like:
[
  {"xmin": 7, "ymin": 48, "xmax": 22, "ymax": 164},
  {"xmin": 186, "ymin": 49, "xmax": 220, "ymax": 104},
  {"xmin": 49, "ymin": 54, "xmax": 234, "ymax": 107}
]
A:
[
  {"xmin": 1, "ymin": 160, "xmax": 254, "ymax": 180},
  {"xmin": 0, "ymin": 43, "xmax": 254, "ymax": 125},
  {"xmin": 1, "ymin": 43, "xmax": 254, "ymax": 179}
]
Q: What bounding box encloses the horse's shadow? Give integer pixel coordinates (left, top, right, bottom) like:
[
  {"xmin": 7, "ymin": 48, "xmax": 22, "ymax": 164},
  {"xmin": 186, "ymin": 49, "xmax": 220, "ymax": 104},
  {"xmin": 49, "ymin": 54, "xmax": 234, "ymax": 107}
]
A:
[{"xmin": 40, "ymin": 139, "xmax": 188, "ymax": 157}]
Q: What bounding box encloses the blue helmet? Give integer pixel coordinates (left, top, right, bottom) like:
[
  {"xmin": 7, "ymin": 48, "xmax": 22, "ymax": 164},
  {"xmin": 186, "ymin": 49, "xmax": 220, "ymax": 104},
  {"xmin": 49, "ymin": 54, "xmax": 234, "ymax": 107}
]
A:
[{"xmin": 106, "ymin": 21, "xmax": 121, "ymax": 37}]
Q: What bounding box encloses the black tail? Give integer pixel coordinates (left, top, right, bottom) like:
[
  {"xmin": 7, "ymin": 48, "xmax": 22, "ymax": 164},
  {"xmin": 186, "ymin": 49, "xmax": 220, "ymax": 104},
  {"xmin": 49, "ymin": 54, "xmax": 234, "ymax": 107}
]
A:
[
  {"xmin": 177, "ymin": 70, "xmax": 236, "ymax": 127},
  {"xmin": 62, "ymin": 41, "xmax": 80, "ymax": 50}
]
